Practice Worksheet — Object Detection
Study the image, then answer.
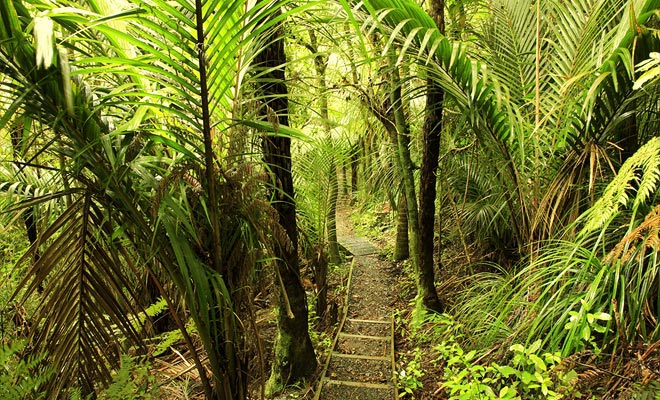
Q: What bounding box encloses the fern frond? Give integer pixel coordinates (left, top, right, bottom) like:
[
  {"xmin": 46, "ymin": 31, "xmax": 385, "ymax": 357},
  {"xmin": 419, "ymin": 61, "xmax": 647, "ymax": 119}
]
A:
[{"xmin": 579, "ymin": 136, "xmax": 660, "ymax": 235}]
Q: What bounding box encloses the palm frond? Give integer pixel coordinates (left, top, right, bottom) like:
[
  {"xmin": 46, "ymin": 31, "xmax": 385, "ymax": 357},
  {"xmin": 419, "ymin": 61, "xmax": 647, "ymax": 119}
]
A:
[
  {"xmin": 479, "ymin": 0, "xmax": 539, "ymax": 109},
  {"xmin": 11, "ymin": 195, "xmax": 144, "ymax": 395}
]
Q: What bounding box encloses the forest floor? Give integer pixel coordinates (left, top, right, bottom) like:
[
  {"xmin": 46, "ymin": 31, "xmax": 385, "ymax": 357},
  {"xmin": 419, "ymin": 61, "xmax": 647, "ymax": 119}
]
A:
[
  {"xmin": 311, "ymin": 208, "xmax": 400, "ymax": 400},
  {"xmin": 267, "ymin": 207, "xmax": 403, "ymax": 400}
]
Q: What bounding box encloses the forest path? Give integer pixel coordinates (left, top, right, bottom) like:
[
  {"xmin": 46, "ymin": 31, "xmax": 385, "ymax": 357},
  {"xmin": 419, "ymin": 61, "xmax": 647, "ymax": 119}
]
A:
[{"xmin": 313, "ymin": 209, "xmax": 399, "ymax": 400}]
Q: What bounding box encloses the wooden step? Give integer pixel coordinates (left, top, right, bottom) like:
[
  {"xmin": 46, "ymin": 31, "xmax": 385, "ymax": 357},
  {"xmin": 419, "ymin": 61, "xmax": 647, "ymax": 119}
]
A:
[{"xmin": 338, "ymin": 332, "xmax": 389, "ymax": 341}]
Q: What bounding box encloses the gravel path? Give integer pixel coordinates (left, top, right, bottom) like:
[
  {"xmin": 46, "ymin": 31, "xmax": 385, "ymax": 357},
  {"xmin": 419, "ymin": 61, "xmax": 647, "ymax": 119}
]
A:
[{"xmin": 314, "ymin": 210, "xmax": 399, "ymax": 400}]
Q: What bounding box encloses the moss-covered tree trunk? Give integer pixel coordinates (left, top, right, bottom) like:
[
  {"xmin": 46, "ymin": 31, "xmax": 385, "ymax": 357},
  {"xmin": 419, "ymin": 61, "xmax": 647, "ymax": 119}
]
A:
[
  {"xmin": 417, "ymin": 0, "xmax": 445, "ymax": 313},
  {"xmin": 350, "ymin": 141, "xmax": 359, "ymax": 197},
  {"xmin": 389, "ymin": 56, "xmax": 440, "ymax": 313},
  {"xmin": 255, "ymin": 12, "xmax": 317, "ymax": 396},
  {"xmin": 394, "ymin": 190, "xmax": 409, "ymax": 261},
  {"xmin": 327, "ymin": 156, "xmax": 341, "ymax": 264}
]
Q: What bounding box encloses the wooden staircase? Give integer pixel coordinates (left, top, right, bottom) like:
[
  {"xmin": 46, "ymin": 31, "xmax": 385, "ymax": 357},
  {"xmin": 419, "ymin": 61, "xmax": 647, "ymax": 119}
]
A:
[{"xmin": 314, "ymin": 251, "xmax": 398, "ymax": 400}]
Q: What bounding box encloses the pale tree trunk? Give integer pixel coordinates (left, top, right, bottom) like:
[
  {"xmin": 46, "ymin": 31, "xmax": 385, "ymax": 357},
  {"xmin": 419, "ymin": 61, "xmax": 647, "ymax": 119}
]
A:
[
  {"xmin": 255, "ymin": 12, "xmax": 316, "ymax": 396},
  {"xmin": 308, "ymin": 30, "xmax": 341, "ymax": 266},
  {"xmin": 417, "ymin": 0, "xmax": 445, "ymax": 313}
]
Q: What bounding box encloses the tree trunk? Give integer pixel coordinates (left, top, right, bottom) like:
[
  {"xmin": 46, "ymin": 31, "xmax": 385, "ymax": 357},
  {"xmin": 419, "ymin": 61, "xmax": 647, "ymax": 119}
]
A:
[
  {"xmin": 351, "ymin": 141, "xmax": 359, "ymax": 197},
  {"xmin": 327, "ymin": 156, "xmax": 341, "ymax": 264},
  {"xmin": 389, "ymin": 56, "xmax": 441, "ymax": 313},
  {"xmin": 313, "ymin": 245, "xmax": 328, "ymax": 323},
  {"xmin": 394, "ymin": 190, "xmax": 409, "ymax": 261},
  {"xmin": 10, "ymin": 119, "xmax": 42, "ymax": 292},
  {"xmin": 255, "ymin": 13, "xmax": 316, "ymax": 396},
  {"xmin": 417, "ymin": 0, "xmax": 445, "ymax": 313},
  {"xmin": 341, "ymin": 158, "xmax": 349, "ymax": 197}
]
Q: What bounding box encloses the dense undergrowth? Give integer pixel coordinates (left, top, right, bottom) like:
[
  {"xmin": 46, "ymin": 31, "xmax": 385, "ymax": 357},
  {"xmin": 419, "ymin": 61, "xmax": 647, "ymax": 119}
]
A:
[{"xmin": 353, "ymin": 190, "xmax": 660, "ymax": 399}]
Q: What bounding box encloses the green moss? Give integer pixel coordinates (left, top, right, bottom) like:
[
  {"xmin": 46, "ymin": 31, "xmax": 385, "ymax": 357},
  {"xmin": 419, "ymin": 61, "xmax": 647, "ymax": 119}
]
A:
[
  {"xmin": 264, "ymin": 330, "xmax": 292, "ymax": 398},
  {"xmin": 410, "ymin": 295, "xmax": 427, "ymax": 332}
]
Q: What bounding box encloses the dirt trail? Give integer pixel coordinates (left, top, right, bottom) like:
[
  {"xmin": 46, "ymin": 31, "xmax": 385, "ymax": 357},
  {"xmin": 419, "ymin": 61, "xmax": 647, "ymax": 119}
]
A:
[{"xmin": 314, "ymin": 210, "xmax": 399, "ymax": 400}]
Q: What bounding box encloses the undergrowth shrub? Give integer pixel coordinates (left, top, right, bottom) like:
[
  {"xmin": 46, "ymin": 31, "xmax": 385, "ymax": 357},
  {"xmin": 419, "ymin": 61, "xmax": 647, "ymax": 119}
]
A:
[
  {"xmin": 398, "ymin": 312, "xmax": 586, "ymax": 399},
  {"xmin": 97, "ymin": 355, "xmax": 157, "ymax": 400},
  {"xmin": 0, "ymin": 340, "xmax": 52, "ymax": 399},
  {"xmin": 434, "ymin": 332, "xmax": 584, "ymax": 400}
]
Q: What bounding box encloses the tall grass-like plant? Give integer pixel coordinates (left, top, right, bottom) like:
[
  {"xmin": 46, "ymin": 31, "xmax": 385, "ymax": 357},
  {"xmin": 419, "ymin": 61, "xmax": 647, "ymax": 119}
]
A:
[{"xmin": 456, "ymin": 137, "xmax": 660, "ymax": 356}]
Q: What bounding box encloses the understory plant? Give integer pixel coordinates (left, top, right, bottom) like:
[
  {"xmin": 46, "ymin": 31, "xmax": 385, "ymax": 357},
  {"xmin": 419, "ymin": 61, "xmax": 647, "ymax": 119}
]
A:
[
  {"xmin": 0, "ymin": 340, "xmax": 52, "ymax": 400},
  {"xmin": 455, "ymin": 137, "xmax": 660, "ymax": 357},
  {"xmin": 436, "ymin": 337, "xmax": 582, "ymax": 400}
]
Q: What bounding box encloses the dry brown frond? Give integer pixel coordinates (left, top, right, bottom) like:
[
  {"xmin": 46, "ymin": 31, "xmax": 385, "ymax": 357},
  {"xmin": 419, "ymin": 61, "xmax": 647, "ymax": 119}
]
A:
[{"xmin": 606, "ymin": 204, "xmax": 660, "ymax": 264}]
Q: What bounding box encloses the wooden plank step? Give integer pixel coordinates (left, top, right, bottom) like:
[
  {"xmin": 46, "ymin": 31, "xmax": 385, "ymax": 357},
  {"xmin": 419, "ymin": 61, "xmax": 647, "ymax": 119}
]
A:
[
  {"xmin": 347, "ymin": 318, "xmax": 390, "ymax": 324},
  {"xmin": 324, "ymin": 378, "xmax": 393, "ymax": 390},
  {"xmin": 331, "ymin": 353, "xmax": 389, "ymax": 361},
  {"xmin": 339, "ymin": 332, "xmax": 389, "ymax": 341}
]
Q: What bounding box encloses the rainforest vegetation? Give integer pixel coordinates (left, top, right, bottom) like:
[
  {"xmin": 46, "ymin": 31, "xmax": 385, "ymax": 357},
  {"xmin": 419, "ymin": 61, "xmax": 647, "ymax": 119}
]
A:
[{"xmin": 1, "ymin": 0, "xmax": 660, "ymax": 398}]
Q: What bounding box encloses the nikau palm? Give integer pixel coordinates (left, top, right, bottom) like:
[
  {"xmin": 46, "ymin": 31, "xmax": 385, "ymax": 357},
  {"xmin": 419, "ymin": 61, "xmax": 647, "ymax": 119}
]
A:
[
  {"xmin": 0, "ymin": 0, "xmax": 316, "ymax": 398},
  {"xmin": 1, "ymin": 0, "xmax": 660, "ymax": 398},
  {"xmin": 342, "ymin": 0, "xmax": 660, "ymax": 359}
]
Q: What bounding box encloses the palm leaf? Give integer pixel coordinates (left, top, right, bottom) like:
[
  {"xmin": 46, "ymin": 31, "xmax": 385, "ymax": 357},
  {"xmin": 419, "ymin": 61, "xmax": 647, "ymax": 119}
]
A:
[{"xmin": 10, "ymin": 195, "xmax": 144, "ymax": 395}]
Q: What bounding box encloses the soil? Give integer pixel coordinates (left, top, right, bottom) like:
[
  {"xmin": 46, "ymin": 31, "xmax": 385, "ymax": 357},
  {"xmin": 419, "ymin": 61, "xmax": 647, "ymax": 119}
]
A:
[{"xmin": 321, "ymin": 383, "xmax": 392, "ymax": 400}]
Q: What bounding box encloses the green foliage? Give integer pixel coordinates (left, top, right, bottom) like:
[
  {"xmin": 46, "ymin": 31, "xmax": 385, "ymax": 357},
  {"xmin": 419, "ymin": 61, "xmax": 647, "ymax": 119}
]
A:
[
  {"xmin": 151, "ymin": 329, "xmax": 183, "ymax": 358},
  {"xmin": 97, "ymin": 355, "xmax": 158, "ymax": 400},
  {"xmin": 629, "ymin": 380, "xmax": 660, "ymax": 400},
  {"xmin": 435, "ymin": 330, "xmax": 582, "ymax": 399},
  {"xmin": 398, "ymin": 312, "xmax": 584, "ymax": 399},
  {"xmin": 295, "ymin": 137, "xmax": 349, "ymax": 252},
  {"xmin": 563, "ymin": 299, "xmax": 611, "ymax": 354},
  {"xmin": 0, "ymin": 340, "xmax": 52, "ymax": 400},
  {"xmin": 454, "ymin": 137, "xmax": 660, "ymax": 363},
  {"xmin": 397, "ymin": 347, "xmax": 424, "ymax": 397}
]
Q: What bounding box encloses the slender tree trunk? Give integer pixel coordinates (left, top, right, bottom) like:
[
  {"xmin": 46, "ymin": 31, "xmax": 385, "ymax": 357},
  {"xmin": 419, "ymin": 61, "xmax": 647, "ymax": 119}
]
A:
[
  {"xmin": 389, "ymin": 57, "xmax": 441, "ymax": 313},
  {"xmin": 309, "ymin": 29, "xmax": 341, "ymax": 265},
  {"xmin": 255, "ymin": 13, "xmax": 316, "ymax": 396},
  {"xmin": 341, "ymin": 159, "xmax": 349, "ymax": 197},
  {"xmin": 394, "ymin": 190, "xmax": 409, "ymax": 261},
  {"xmin": 417, "ymin": 0, "xmax": 445, "ymax": 313},
  {"xmin": 10, "ymin": 119, "xmax": 42, "ymax": 292},
  {"xmin": 313, "ymin": 245, "xmax": 328, "ymax": 322},
  {"xmin": 351, "ymin": 141, "xmax": 359, "ymax": 196},
  {"xmin": 327, "ymin": 156, "xmax": 341, "ymax": 264}
]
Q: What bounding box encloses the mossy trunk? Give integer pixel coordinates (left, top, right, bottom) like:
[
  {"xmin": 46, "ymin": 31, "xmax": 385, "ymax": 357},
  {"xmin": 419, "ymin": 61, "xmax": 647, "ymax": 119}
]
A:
[
  {"xmin": 341, "ymin": 158, "xmax": 349, "ymax": 197},
  {"xmin": 351, "ymin": 141, "xmax": 359, "ymax": 197},
  {"xmin": 389, "ymin": 57, "xmax": 440, "ymax": 313},
  {"xmin": 327, "ymin": 156, "xmax": 341, "ymax": 264},
  {"xmin": 394, "ymin": 190, "xmax": 409, "ymax": 261},
  {"xmin": 256, "ymin": 12, "xmax": 316, "ymax": 397},
  {"xmin": 416, "ymin": 0, "xmax": 445, "ymax": 313},
  {"xmin": 313, "ymin": 246, "xmax": 328, "ymax": 321}
]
